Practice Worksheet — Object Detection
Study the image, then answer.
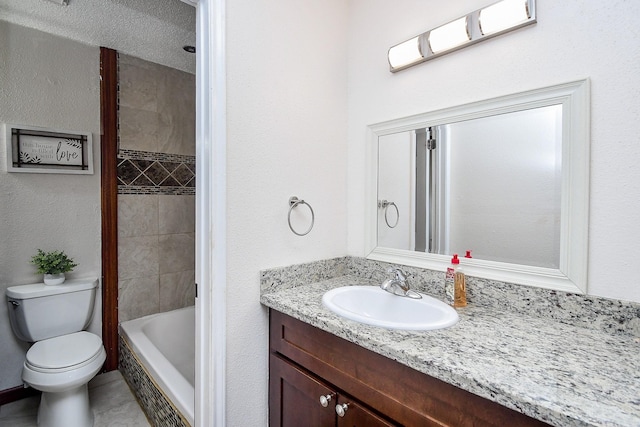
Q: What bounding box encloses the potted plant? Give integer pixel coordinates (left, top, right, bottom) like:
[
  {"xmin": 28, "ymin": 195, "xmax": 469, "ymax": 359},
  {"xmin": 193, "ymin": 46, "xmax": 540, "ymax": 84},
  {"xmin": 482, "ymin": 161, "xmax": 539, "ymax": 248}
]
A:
[{"xmin": 30, "ymin": 249, "xmax": 78, "ymax": 285}]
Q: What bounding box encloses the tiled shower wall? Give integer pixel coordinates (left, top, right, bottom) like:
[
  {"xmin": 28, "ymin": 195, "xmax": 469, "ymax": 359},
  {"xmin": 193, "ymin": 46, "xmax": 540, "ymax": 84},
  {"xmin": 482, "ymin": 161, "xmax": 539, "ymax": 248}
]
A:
[{"xmin": 117, "ymin": 54, "xmax": 196, "ymax": 322}]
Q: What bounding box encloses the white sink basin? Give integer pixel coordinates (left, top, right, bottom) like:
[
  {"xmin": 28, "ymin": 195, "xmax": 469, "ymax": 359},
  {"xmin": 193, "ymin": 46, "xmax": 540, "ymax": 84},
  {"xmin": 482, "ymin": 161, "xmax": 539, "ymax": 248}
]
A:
[{"xmin": 322, "ymin": 286, "xmax": 459, "ymax": 331}]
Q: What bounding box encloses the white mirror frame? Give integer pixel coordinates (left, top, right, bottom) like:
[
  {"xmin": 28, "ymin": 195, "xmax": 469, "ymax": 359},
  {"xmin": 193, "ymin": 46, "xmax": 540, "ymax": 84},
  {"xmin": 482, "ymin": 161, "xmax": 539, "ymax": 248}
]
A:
[{"xmin": 365, "ymin": 79, "xmax": 590, "ymax": 293}]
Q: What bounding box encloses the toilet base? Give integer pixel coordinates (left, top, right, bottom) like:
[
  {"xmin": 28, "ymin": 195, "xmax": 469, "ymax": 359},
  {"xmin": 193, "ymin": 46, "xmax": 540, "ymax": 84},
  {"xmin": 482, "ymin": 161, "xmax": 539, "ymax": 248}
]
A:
[{"xmin": 38, "ymin": 384, "xmax": 93, "ymax": 427}]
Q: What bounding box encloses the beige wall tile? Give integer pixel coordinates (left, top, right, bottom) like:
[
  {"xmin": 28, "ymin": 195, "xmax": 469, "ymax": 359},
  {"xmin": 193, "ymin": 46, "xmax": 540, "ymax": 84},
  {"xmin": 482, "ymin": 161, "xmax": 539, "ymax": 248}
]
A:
[
  {"xmin": 116, "ymin": 54, "xmax": 196, "ymax": 323},
  {"xmin": 159, "ymin": 270, "xmax": 195, "ymax": 312},
  {"xmin": 157, "ymin": 68, "xmax": 195, "ymax": 156},
  {"xmin": 118, "ymin": 235, "xmax": 159, "ymax": 280},
  {"xmin": 158, "ymin": 233, "xmax": 194, "ymax": 274},
  {"xmin": 118, "ymin": 275, "xmax": 159, "ymax": 322},
  {"xmin": 118, "ymin": 195, "xmax": 159, "ymax": 237},
  {"xmin": 119, "ymin": 55, "xmax": 194, "ymax": 156},
  {"xmin": 159, "ymin": 195, "xmax": 195, "ymax": 235},
  {"xmin": 119, "ymin": 61, "xmax": 158, "ymax": 112},
  {"xmin": 119, "ymin": 106, "xmax": 160, "ymax": 152}
]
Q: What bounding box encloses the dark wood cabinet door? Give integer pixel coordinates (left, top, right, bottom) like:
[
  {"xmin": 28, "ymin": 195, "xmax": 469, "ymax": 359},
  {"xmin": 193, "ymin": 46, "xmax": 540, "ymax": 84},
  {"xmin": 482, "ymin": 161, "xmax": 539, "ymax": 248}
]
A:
[
  {"xmin": 335, "ymin": 396, "xmax": 399, "ymax": 427},
  {"xmin": 270, "ymin": 354, "xmax": 336, "ymax": 427},
  {"xmin": 270, "ymin": 310, "xmax": 550, "ymax": 427}
]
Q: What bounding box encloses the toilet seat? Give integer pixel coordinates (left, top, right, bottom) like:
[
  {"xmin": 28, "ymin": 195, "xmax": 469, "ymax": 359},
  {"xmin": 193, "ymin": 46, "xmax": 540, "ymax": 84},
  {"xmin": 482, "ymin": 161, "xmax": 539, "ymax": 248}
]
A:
[{"xmin": 26, "ymin": 331, "xmax": 103, "ymax": 373}]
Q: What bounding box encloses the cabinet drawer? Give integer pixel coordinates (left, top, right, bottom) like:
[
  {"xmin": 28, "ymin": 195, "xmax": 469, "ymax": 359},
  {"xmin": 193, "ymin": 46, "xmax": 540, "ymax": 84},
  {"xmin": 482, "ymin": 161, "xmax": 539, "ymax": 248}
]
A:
[{"xmin": 270, "ymin": 310, "xmax": 550, "ymax": 427}]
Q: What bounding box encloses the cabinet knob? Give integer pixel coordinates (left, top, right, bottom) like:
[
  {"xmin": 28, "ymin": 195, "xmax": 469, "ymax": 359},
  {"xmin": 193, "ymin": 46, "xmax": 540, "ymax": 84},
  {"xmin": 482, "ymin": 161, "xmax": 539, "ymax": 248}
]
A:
[
  {"xmin": 335, "ymin": 403, "xmax": 349, "ymax": 417},
  {"xmin": 319, "ymin": 394, "xmax": 335, "ymax": 407}
]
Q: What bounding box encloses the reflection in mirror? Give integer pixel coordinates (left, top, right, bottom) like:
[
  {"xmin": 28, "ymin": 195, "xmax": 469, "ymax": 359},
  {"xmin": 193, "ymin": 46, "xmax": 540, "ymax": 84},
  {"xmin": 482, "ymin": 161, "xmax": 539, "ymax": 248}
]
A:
[
  {"xmin": 378, "ymin": 105, "xmax": 563, "ymax": 269},
  {"xmin": 368, "ymin": 80, "xmax": 589, "ymax": 293}
]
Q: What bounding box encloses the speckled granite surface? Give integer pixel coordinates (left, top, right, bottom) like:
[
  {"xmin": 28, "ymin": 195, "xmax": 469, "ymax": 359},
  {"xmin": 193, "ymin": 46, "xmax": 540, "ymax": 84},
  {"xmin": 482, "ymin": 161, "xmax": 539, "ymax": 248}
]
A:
[
  {"xmin": 262, "ymin": 257, "xmax": 640, "ymax": 337},
  {"xmin": 260, "ymin": 258, "xmax": 640, "ymax": 427}
]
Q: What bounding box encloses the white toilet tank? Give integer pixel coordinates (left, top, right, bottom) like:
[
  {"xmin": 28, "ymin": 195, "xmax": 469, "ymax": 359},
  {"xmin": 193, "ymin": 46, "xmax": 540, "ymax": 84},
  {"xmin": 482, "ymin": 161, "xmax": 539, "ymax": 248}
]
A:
[{"xmin": 6, "ymin": 279, "xmax": 98, "ymax": 342}]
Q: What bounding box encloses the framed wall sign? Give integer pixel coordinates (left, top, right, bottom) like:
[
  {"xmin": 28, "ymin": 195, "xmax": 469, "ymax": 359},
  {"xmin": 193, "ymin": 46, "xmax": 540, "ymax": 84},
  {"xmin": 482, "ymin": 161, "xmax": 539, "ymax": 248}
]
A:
[{"xmin": 5, "ymin": 124, "xmax": 94, "ymax": 174}]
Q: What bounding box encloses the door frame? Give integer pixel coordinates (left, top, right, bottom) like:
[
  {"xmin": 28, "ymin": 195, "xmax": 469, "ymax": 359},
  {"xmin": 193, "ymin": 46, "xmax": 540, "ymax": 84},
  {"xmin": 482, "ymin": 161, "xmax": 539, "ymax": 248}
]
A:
[{"xmin": 100, "ymin": 1, "xmax": 227, "ymax": 424}]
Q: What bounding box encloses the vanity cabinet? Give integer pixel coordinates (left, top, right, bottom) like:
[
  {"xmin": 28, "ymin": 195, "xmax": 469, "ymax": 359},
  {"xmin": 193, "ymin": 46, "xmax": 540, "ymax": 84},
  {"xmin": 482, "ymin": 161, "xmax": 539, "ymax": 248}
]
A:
[
  {"xmin": 270, "ymin": 354, "xmax": 396, "ymax": 427},
  {"xmin": 269, "ymin": 309, "xmax": 550, "ymax": 427}
]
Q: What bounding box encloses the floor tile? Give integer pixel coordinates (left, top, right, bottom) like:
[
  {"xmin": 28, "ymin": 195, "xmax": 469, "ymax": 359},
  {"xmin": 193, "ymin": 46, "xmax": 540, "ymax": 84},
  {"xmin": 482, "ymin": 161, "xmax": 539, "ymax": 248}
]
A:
[{"xmin": 0, "ymin": 371, "xmax": 150, "ymax": 427}]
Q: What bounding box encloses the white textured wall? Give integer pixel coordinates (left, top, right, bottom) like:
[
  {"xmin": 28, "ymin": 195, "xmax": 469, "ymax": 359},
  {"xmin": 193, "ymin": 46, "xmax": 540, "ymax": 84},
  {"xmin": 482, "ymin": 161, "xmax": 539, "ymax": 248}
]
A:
[
  {"xmin": 0, "ymin": 21, "xmax": 101, "ymax": 390},
  {"xmin": 347, "ymin": 0, "xmax": 640, "ymax": 302},
  {"xmin": 0, "ymin": 0, "xmax": 196, "ymax": 73},
  {"xmin": 378, "ymin": 132, "xmax": 413, "ymax": 250},
  {"xmin": 226, "ymin": 0, "xmax": 348, "ymax": 424}
]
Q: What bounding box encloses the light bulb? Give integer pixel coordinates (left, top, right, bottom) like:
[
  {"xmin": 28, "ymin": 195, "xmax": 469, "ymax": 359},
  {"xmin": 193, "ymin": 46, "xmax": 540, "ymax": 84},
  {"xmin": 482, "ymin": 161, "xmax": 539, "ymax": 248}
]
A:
[
  {"xmin": 388, "ymin": 36, "xmax": 423, "ymax": 70},
  {"xmin": 480, "ymin": 0, "xmax": 530, "ymax": 35},
  {"xmin": 428, "ymin": 17, "xmax": 470, "ymax": 54}
]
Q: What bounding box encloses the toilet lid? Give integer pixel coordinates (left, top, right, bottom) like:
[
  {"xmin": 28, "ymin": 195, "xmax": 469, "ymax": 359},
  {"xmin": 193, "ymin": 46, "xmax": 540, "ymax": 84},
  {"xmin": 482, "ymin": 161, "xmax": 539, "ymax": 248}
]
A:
[{"xmin": 26, "ymin": 331, "xmax": 103, "ymax": 370}]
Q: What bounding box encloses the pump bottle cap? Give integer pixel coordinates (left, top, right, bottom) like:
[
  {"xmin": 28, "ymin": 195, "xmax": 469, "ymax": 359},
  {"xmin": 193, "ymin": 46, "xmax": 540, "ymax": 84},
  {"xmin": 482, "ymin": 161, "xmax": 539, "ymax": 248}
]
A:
[
  {"xmin": 451, "ymin": 254, "xmax": 460, "ymax": 264},
  {"xmin": 465, "ymin": 250, "xmax": 472, "ymax": 258}
]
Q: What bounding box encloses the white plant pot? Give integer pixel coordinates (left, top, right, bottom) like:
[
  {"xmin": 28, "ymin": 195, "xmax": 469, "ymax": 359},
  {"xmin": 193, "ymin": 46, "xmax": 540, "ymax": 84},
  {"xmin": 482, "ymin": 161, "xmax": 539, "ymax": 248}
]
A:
[{"xmin": 44, "ymin": 273, "xmax": 65, "ymax": 286}]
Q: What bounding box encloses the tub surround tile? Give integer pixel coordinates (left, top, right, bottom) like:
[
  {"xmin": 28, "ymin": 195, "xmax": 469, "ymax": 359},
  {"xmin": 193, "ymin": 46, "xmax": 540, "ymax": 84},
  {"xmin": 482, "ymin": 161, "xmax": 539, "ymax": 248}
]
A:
[
  {"xmin": 159, "ymin": 195, "xmax": 195, "ymax": 235},
  {"xmin": 260, "ymin": 257, "xmax": 640, "ymax": 427},
  {"xmin": 172, "ymin": 164, "xmax": 195, "ymax": 187},
  {"xmin": 119, "ymin": 53, "xmax": 195, "ymax": 158},
  {"xmin": 119, "ymin": 337, "xmax": 190, "ymax": 427},
  {"xmin": 119, "ymin": 276, "xmax": 160, "ymax": 322},
  {"xmin": 156, "ymin": 68, "xmax": 195, "ymax": 157},
  {"xmin": 119, "ymin": 105, "xmax": 161, "ymax": 153},
  {"xmin": 117, "ymin": 150, "xmax": 195, "ymax": 196},
  {"xmin": 118, "ymin": 235, "xmax": 160, "ymax": 281},
  {"xmin": 159, "ymin": 233, "xmax": 195, "ymax": 275},
  {"xmin": 118, "ymin": 195, "xmax": 159, "ymax": 238},
  {"xmin": 118, "ymin": 60, "xmax": 159, "ymax": 112},
  {"xmin": 160, "ymin": 270, "xmax": 195, "ymax": 312},
  {"xmin": 116, "ymin": 54, "xmax": 196, "ymax": 323}
]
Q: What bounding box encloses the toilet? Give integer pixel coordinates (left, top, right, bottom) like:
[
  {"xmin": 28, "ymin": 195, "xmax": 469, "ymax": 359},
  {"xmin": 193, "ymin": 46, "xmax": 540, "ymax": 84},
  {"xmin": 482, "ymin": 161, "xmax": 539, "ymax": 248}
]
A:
[{"xmin": 6, "ymin": 279, "xmax": 106, "ymax": 427}]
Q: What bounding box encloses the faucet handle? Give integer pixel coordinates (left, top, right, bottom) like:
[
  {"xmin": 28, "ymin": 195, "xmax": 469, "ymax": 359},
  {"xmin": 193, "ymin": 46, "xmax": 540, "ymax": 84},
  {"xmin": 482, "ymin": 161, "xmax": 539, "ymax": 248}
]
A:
[{"xmin": 386, "ymin": 267, "xmax": 407, "ymax": 282}]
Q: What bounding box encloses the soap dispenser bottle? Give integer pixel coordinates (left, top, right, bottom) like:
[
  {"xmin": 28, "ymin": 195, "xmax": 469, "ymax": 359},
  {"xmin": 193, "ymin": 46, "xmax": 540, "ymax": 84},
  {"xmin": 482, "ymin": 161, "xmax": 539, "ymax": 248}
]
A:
[{"xmin": 445, "ymin": 254, "xmax": 467, "ymax": 308}]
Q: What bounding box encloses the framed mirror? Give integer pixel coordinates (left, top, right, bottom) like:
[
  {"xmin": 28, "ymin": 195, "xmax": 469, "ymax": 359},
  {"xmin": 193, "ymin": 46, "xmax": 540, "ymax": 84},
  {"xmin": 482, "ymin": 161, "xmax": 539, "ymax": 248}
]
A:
[{"xmin": 365, "ymin": 80, "xmax": 590, "ymax": 293}]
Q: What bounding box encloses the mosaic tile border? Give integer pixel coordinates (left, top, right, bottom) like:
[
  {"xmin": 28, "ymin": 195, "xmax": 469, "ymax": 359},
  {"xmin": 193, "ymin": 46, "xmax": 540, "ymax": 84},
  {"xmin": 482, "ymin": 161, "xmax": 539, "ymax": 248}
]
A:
[
  {"xmin": 119, "ymin": 335, "xmax": 190, "ymax": 427},
  {"xmin": 118, "ymin": 149, "xmax": 196, "ymax": 195}
]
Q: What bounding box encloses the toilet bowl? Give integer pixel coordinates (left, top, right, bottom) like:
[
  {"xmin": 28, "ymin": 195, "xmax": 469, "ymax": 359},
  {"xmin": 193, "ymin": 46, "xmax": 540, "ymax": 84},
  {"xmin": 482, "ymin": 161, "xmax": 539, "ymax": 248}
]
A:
[
  {"xmin": 23, "ymin": 332, "xmax": 106, "ymax": 427},
  {"xmin": 6, "ymin": 279, "xmax": 105, "ymax": 427}
]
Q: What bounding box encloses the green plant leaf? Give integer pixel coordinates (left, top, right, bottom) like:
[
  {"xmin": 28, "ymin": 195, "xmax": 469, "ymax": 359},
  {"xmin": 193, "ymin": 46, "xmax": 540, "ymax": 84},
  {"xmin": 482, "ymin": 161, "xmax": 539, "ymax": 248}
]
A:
[{"xmin": 30, "ymin": 249, "xmax": 78, "ymax": 274}]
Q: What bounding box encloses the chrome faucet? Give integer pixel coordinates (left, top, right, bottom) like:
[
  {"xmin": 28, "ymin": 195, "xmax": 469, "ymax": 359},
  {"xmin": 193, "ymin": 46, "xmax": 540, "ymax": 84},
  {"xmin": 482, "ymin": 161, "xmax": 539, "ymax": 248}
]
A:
[{"xmin": 380, "ymin": 267, "xmax": 422, "ymax": 299}]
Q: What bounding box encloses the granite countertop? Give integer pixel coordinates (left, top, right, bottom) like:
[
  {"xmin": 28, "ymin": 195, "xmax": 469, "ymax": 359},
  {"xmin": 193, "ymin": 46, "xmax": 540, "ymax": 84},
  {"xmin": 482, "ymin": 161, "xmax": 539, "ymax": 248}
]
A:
[{"xmin": 260, "ymin": 275, "xmax": 640, "ymax": 427}]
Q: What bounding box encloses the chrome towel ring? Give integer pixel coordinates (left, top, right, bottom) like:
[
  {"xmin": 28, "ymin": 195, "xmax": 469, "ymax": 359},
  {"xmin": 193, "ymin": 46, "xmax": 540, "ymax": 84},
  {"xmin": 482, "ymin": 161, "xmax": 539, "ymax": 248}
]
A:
[
  {"xmin": 288, "ymin": 196, "xmax": 315, "ymax": 236},
  {"xmin": 378, "ymin": 199, "xmax": 399, "ymax": 228}
]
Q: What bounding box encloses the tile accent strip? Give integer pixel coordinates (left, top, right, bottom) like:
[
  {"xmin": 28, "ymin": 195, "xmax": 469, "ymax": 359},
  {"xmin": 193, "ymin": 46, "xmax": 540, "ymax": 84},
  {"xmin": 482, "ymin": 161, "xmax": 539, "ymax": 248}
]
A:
[
  {"xmin": 119, "ymin": 335, "xmax": 190, "ymax": 427},
  {"xmin": 117, "ymin": 149, "xmax": 195, "ymax": 195}
]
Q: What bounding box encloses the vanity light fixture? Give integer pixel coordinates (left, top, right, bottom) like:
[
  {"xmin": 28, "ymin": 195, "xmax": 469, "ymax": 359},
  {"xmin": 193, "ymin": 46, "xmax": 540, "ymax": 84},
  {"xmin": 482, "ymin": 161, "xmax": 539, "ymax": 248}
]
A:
[
  {"xmin": 428, "ymin": 17, "xmax": 470, "ymax": 54},
  {"xmin": 388, "ymin": 0, "xmax": 535, "ymax": 72},
  {"xmin": 388, "ymin": 36, "xmax": 423, "ymax": 70},
  {"xmin": 480, "ymin": 0, "xmax": 531, "ymax": 35}
]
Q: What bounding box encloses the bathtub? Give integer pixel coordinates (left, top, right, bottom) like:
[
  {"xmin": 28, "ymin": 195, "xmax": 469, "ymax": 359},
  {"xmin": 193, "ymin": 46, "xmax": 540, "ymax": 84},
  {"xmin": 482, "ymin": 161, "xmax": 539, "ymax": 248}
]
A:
[{"xmin": 119, "ymin": 306, "xmax": 195, "ymax": 426}]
